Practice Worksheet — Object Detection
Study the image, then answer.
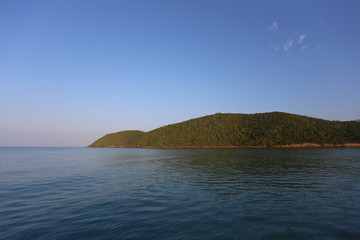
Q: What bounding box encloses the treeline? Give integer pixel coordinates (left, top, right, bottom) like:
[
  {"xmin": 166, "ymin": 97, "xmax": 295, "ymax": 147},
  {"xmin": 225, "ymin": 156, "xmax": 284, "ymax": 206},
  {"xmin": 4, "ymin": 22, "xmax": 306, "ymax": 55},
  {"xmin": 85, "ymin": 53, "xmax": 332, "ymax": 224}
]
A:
[
  {"xmin": 89, "ymin": 130, "xmax": 145, "ymax": 147},
  {"xmin": 89, "ymin": 112, "xmax": 360, "ymax": 148}
]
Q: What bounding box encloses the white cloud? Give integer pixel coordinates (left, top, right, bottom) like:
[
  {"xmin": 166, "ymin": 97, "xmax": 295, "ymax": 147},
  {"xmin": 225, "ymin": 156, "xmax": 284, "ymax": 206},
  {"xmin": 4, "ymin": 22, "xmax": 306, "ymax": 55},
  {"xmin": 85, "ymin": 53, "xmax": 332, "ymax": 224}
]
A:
[
  {"xmin": 269, "ymin": 22, "xmax": 278, "ymax": 32},
  {"xmin": 270, "ymin": 43, "xmax": 280, "ymax": 51},
  {"xmin": 298, "ymin": 34, "xmax": 306, "ymax": 44},
  {"xmin": 283, "ymin": 39, "xmax": 293, "ymax": 51},
  {"xmin": 267, "ymin": 24, "xmax": 311, "ymax": 54}
]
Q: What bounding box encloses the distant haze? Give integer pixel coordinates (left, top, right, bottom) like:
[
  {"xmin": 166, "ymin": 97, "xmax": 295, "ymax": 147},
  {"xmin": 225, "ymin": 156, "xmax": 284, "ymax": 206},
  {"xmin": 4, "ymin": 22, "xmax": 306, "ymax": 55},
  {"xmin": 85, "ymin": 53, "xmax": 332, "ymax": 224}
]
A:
[{"xmin": 1, "ymin": 1, "xmax": 360, "ymax": 147}]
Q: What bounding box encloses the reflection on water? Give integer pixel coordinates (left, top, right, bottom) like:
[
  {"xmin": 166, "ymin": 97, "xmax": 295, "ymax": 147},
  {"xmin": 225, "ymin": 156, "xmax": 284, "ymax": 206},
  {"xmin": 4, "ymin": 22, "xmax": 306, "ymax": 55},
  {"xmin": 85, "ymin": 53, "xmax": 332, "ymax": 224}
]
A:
[
  {"xmin": 0, "ymin": 148, "xmax": 360, "ymax": 239},
  {"xmin": 158, "ymin": 149, "xmax": 359, "ymax": 197}
]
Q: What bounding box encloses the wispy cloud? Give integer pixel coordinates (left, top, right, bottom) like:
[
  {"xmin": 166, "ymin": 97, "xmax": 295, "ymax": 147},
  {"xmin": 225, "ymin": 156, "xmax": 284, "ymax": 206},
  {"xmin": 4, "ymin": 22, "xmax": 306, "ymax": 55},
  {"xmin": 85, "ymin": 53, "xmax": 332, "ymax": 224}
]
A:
[
  {"xmin": 268, "ymin": 22, "xmax": 313, "ymax": 53},
  {"xmin": 269, "ymin": 43, "xmax": 280, "ymax": 51},
  {"xmin": 283, "ymin": 39, "xmax": 293, "ymax": 51},
  {"xmin": 269, "ymin": 22, "xmax": 278, "ymax": 32},
  {"xmin": 298, "ymin": 34, "xmax": 306, "ymax": 44}
]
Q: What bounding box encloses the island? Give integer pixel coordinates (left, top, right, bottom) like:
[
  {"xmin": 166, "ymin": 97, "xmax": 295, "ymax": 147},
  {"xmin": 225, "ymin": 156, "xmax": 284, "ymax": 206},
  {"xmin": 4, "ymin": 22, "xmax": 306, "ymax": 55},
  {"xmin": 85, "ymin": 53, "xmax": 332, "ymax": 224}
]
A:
[{"xmin": 89, "ymin": 112, "xmax": 360, "ymax": 148}]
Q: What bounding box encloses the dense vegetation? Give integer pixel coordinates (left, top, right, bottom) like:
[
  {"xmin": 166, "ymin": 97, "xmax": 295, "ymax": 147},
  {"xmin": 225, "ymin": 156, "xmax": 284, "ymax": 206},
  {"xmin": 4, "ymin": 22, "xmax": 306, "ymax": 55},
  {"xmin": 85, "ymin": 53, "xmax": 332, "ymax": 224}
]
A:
[
  {"xmin": 89, "ymin": 130, "xmax": 145, "ymax": 147},
  {"xmin": 89, "ymin": 112, "xmax": 360, "ymax": 148}
]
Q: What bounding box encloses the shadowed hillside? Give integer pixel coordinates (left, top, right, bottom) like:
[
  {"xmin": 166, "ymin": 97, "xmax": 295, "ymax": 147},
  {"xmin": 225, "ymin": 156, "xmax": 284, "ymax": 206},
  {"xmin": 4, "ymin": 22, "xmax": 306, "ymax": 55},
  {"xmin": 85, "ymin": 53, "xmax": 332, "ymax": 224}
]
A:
[{"xmin": 89, "ymin": 112, "xmax": 360, "ymax": 148}]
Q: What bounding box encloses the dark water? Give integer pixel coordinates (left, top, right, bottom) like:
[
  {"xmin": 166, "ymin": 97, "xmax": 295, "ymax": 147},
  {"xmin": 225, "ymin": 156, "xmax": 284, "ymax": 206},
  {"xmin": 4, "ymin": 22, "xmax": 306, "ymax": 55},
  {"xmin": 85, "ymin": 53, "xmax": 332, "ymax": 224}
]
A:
[{"xmin": 1, "ymin": 148, "xmax": 360, "ymax": 240}]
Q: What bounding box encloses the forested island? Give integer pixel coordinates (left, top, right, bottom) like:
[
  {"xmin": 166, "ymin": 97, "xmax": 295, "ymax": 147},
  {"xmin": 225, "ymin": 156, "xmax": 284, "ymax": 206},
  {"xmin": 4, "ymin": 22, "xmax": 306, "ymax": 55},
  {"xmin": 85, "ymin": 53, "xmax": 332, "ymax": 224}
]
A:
[{"xmin": 89, "ymin": 112, "xmax": 360, "ymax": 148}]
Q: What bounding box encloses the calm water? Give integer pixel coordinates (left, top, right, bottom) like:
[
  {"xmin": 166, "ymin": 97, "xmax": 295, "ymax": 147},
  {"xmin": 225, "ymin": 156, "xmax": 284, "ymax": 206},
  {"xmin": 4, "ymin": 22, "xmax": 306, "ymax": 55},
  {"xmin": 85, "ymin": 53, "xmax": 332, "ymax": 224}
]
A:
[{"xmin": 1, "ymin": 148, "xmax": 360, "ymax": 240}]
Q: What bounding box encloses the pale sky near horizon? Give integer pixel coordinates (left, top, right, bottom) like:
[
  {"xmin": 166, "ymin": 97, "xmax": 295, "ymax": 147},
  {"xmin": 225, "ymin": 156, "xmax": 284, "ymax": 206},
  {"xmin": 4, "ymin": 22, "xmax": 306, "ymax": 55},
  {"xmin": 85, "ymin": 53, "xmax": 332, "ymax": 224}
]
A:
[{"xmin": 1, "ymin": 0, "xmax": 360, "ymax": 147}]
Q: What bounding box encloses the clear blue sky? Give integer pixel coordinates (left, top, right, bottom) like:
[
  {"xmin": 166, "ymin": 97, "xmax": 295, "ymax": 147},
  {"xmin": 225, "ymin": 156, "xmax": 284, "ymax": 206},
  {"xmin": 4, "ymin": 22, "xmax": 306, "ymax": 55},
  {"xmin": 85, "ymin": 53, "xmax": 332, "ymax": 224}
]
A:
[{"xmin": 1, "ymin": 0, "xmax": 360, "ymax": 147}]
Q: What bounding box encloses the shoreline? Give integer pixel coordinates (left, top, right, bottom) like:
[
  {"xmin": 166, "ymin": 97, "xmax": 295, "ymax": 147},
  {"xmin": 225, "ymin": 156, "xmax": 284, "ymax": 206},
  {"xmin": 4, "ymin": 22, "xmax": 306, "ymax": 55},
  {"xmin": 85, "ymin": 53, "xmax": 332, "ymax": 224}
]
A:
[{"xmin": 89, "ymin": 143, "xmax": 360, "ymax": 149}]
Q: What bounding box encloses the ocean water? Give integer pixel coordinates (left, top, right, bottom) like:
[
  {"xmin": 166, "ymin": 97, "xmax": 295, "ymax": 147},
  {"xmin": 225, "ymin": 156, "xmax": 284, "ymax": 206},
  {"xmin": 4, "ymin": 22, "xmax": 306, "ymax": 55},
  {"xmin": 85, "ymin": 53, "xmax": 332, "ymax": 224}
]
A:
[{"xmin": 0, "ymin": 147, "xmax": 360, "ymax": 240}]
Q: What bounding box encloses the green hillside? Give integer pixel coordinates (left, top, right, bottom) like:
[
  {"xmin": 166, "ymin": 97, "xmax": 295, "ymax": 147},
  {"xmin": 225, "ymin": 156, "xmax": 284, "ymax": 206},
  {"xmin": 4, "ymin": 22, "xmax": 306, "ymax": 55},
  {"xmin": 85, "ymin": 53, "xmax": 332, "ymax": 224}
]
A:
[
  {"xmin": 89, "ymin": 130, "xmax": 145, "ymax": 147},
  {"xmin": 89, "ymin": 112, "xmax": 360, "ymax": 148}
]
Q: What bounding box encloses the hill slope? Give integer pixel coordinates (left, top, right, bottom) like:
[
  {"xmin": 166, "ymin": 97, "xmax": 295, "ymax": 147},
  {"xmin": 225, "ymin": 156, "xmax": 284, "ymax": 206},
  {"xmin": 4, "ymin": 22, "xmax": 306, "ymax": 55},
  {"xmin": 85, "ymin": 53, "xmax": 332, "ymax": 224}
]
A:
[
  {"xmin": 89, "ymin": 112, "xmax": 360, "ymax": 148},
  {"xmin": 89, "ymin": 130, "xmax": 145, "ymax": 147}
]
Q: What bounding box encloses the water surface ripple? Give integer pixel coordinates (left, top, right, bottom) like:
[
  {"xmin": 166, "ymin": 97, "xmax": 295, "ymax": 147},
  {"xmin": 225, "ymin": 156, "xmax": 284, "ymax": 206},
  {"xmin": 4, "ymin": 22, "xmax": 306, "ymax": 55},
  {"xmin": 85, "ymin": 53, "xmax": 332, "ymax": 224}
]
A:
[{"xmin": 1, "ymin": 148, "xmax": 360, "ymax": 239}]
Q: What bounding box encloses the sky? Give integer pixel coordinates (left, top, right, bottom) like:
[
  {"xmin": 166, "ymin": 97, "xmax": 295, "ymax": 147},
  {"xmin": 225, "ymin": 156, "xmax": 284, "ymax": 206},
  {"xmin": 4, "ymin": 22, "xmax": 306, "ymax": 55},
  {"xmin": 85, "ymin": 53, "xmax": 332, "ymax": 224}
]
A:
[{"xmin": 1, "ymin": 0, "xmax": 360, "ymax": 147}]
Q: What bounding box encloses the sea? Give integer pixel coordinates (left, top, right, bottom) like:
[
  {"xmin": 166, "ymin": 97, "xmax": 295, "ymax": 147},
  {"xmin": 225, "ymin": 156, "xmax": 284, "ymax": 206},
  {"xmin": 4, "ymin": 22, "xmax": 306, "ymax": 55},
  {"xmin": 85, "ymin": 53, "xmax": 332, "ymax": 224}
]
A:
[{"xmin": 1, "ymin": 147, "xmax": 360, "ymax": 240}]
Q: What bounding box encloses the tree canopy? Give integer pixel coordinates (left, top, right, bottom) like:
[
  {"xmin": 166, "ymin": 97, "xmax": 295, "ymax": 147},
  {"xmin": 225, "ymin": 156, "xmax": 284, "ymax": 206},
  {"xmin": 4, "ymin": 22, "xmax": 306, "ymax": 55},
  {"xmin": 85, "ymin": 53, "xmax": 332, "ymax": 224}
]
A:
[{"xmin": 89, "ymin": 112, "xmax": 360, "ymax": 148}]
